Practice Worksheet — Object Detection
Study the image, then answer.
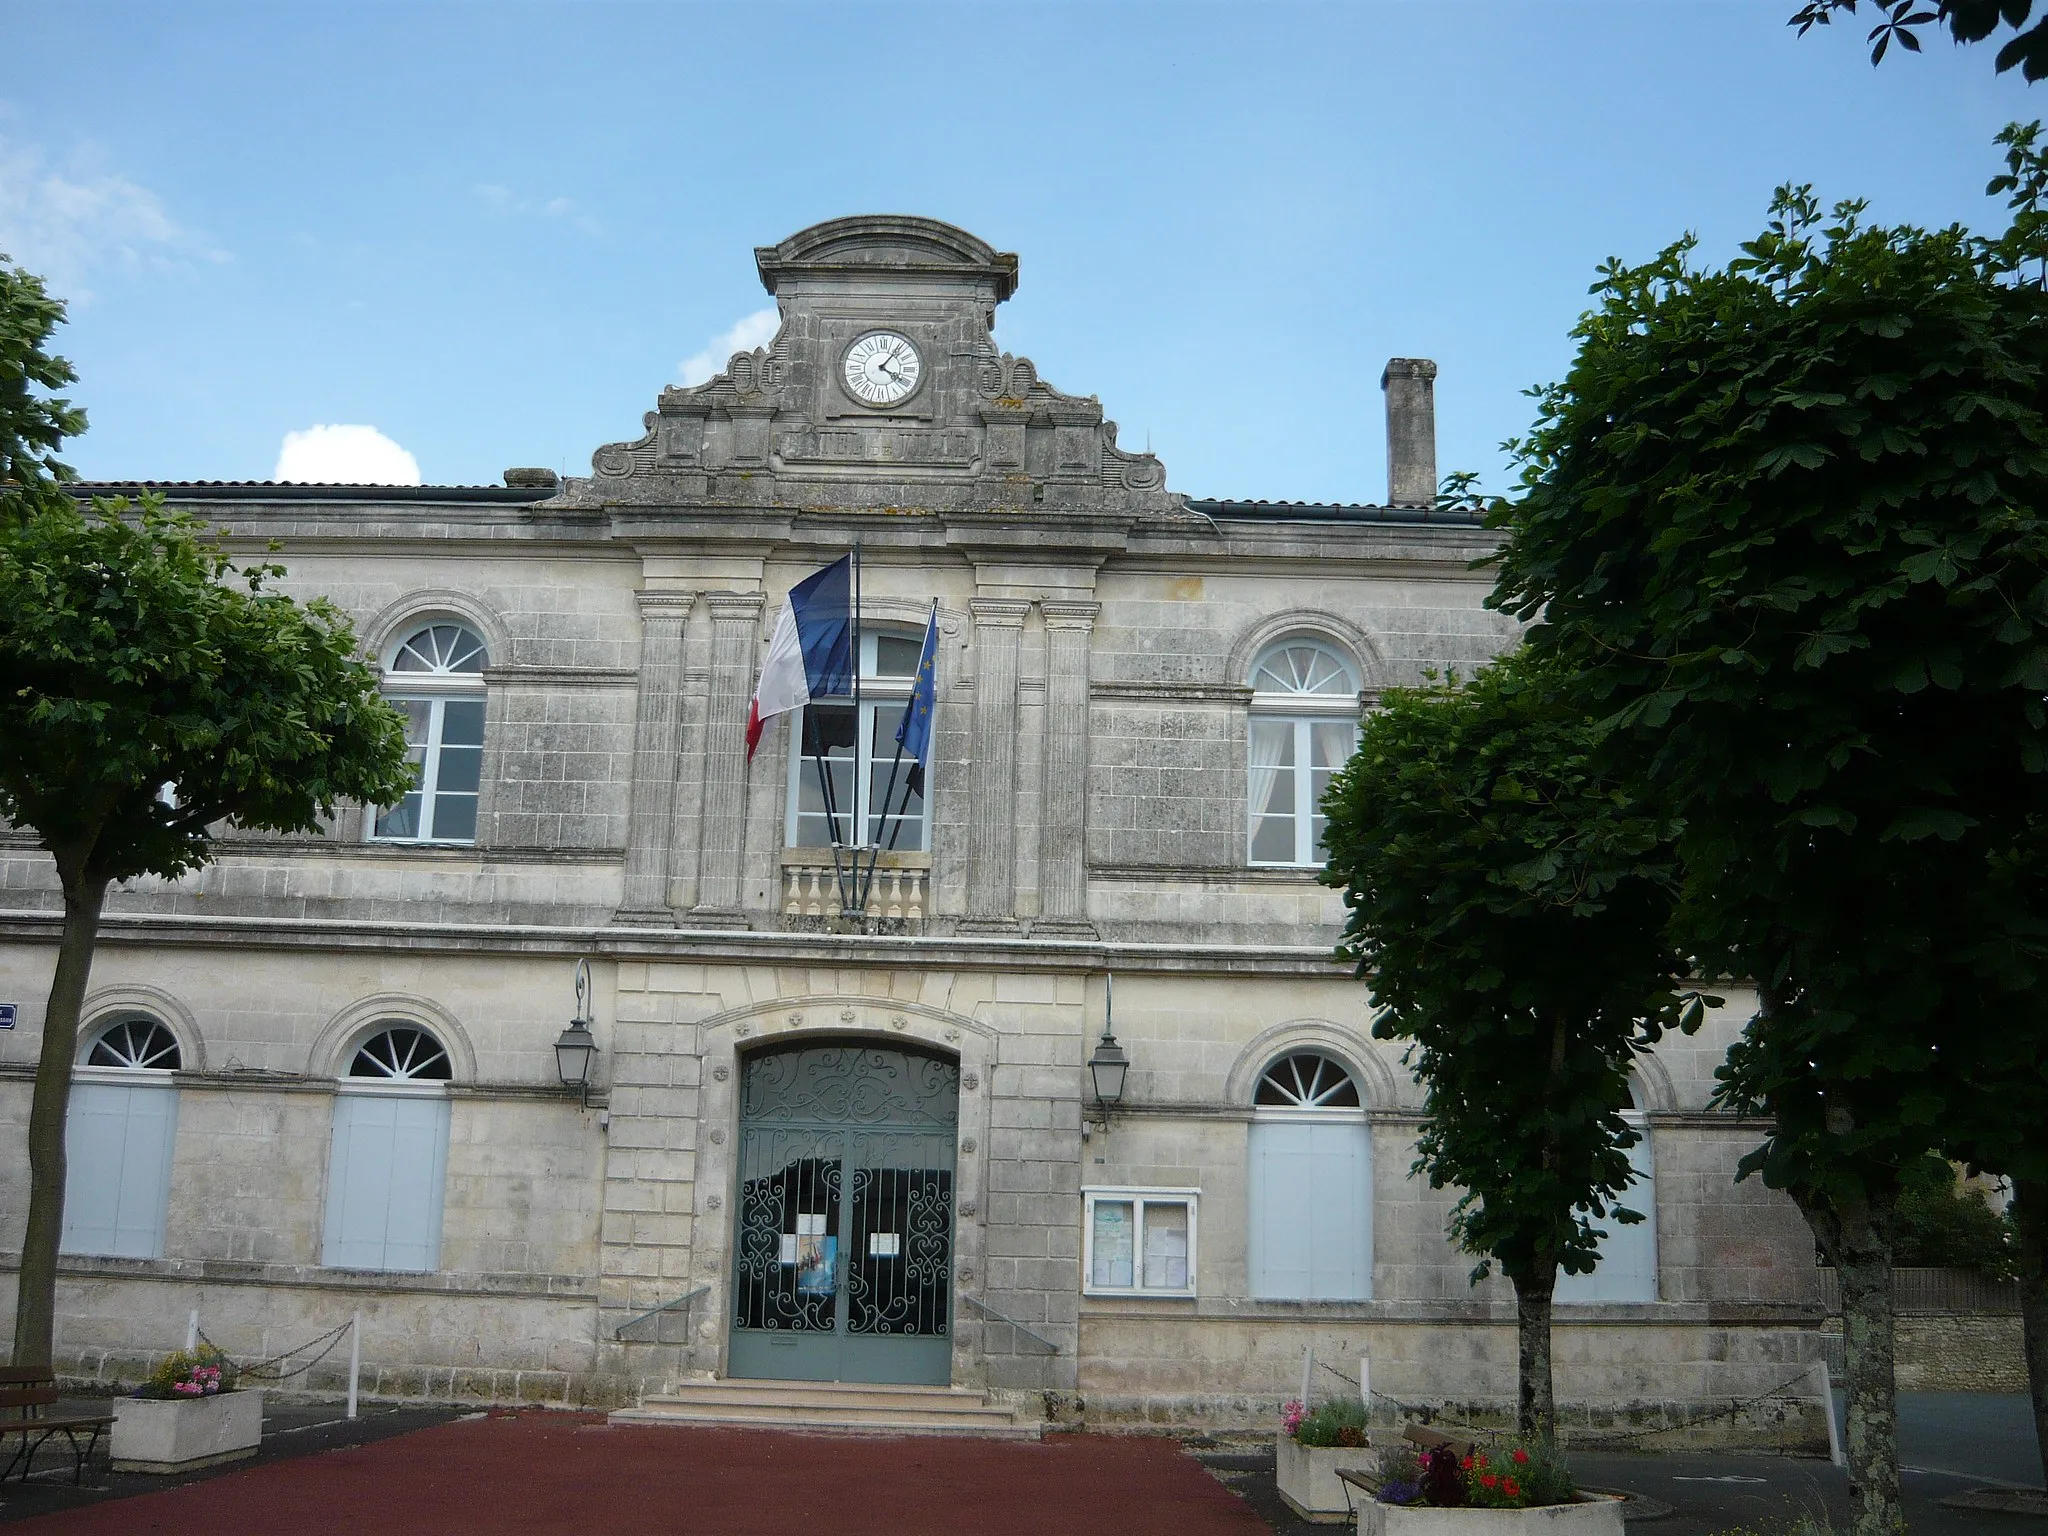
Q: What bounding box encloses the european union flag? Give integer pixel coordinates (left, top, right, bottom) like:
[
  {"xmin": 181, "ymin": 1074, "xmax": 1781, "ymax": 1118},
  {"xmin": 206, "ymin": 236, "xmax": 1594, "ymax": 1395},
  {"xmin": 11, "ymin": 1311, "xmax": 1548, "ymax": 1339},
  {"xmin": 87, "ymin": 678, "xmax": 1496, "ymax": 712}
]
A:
[{"xmin": 895, "ymin": 604, "xmax": 939, "ymax": 794}]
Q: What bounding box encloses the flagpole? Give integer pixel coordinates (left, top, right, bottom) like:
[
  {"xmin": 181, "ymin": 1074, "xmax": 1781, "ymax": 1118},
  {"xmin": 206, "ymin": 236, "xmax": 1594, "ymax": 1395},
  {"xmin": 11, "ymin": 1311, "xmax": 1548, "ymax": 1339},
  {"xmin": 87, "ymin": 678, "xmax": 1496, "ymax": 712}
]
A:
[
  {"xmin": 879, "ymin": 599, "xmax": 940, "ymax": 861},
  {"xmin": 846, "ymin": 539, "xmax": 865, "ymax": 923},
  {"xmin": 804, "ymin": 707, "xmax": 852, "ymax": 918}
]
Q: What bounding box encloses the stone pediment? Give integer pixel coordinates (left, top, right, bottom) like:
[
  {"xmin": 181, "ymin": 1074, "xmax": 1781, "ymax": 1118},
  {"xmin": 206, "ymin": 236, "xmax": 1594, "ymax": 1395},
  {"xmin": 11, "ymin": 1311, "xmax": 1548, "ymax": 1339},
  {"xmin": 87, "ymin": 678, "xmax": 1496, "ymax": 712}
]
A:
[{"xmin": 559, "ymin": 216, "xmax": 1179, "ymax": 520}]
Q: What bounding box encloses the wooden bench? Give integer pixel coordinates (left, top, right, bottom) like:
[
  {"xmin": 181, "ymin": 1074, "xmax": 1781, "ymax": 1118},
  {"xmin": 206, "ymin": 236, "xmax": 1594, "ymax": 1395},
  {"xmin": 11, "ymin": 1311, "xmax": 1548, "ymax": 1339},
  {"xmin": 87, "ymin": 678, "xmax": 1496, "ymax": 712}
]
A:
[{"xmin": 0, "ymin": 1366, "xmax": 113, "ymax": 1485}]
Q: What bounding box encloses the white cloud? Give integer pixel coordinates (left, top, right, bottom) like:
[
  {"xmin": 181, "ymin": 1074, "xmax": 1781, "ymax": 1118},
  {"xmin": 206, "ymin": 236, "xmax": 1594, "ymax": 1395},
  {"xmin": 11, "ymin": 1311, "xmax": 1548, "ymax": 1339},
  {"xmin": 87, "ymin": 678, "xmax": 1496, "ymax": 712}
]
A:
[
  {"xmin": 678, "ymin": 309, "xmax": 781, "ymax": 387},
  {"xmin": 274, "ymin": 425, "xmax": 422, "ymax": 485},
  {"xmin": 472, "ymin": 183, "xmax": 599, "ymax": 235},
  {"xmin": 0, "ymin": 133, "xmax": 227, "ymax": 301}
]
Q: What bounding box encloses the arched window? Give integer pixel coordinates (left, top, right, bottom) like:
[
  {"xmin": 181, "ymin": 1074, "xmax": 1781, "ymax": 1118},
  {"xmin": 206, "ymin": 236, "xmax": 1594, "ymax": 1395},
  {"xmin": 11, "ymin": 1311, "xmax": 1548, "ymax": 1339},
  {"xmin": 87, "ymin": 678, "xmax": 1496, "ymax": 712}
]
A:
[
  {"xmin": 86, "ymin": 1018, "xmax": 182, "ymax": 1071},
  {"xmin": 63, "ymin": 1016, "xmax": 183, "ymax": 1259},
  {"xmin": 1556, "ymin": 1081, "xmax": 1657, "ymax": 1304},
  {"xmin": 1247, "ymin": 1050, "xmax": 1372, "ymax": 1300},
  {"xmin": 348, "ymin": 1026, "xmax": 452, "ymax": 1081},
  {"xmin": 322, "ymin": 1024, "xmax": 452, "ymax": 1273},
  {"xmin": 372, "ymin": 622, "xmax": 488, "ymax": 845},
  {"xmin": 1247, "ymin": 639, "xmax": 1360, "ymax": 867},
  {"xmin": 786, "ymin": 629, "xmax": 929, "ymax": 852}
]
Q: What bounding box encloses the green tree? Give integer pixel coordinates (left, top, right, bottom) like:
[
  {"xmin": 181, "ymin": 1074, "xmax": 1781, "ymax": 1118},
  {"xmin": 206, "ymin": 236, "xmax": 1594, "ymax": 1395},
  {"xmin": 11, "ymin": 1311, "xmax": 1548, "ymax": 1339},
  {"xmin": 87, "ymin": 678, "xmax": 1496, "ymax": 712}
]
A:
[
  {"xmin": 0, "ymin": 259, "xmax": 85, "ymax": 490},
  {"xmin": 1792, "ymin": 0, "xmax": 2048, "ymax": 80},
  {"xmin": 1487, "ymin": 173, "xmax": 2048, "ymax": 1534},
  {"xmin": 1320, "ymin": 650, "xmax": 1701, "ymax": 1441},
  {"xmin": 0, "ymin": 260, "xmax": 415, "ymax": 1369}
]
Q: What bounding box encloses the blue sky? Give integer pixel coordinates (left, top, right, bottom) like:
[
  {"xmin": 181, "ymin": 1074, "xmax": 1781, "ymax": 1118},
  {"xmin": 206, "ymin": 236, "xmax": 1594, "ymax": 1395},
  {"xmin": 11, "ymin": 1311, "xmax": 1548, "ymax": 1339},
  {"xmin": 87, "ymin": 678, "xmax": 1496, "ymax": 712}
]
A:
[{"xmin": 0, "ymin": 1, "xmax": 2029, "ymax": 502}]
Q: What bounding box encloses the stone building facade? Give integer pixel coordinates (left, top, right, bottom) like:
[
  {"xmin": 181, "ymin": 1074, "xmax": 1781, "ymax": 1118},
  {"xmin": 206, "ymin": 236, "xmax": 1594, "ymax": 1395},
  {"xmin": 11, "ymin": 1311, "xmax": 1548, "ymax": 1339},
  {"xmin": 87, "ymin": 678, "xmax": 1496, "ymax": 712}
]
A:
[{"xmin": 0, "ymin": 217, "xmax": 1826, "ymax": 1445}]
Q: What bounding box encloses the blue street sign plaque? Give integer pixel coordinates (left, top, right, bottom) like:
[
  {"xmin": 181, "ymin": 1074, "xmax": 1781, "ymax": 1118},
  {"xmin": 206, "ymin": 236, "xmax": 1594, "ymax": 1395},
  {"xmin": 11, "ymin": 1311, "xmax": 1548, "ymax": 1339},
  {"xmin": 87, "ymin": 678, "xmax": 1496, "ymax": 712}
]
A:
[{"xmin": 0, "ymin": 1004, "xmax": 15, "ymax": 1029}]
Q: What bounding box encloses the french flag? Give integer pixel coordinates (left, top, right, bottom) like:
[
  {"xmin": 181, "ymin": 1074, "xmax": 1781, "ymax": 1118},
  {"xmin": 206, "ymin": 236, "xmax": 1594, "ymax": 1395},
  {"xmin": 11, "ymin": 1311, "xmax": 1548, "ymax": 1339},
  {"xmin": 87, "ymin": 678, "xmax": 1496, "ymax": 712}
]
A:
[{"xmin": 745, "ymin": 555, "xmax": 853, "ymax": 761}]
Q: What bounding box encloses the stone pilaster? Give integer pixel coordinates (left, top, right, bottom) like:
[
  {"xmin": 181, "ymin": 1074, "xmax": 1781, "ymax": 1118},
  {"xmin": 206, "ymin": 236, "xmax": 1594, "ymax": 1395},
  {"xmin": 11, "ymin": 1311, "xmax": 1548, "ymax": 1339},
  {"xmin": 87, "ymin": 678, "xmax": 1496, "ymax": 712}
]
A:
[
  {"xmin": 691, "ymin": 593, "xmax": 763, "ymax": 924},
  {"xmin": 614, "ymin": 591, "xmax": 695, "ymax": 924},
  {"xmin": 1035, "ymin": 601, "xmax": 1098, "ymax": 935},
  {"xmin": 961, "ymin": 599, "xmax": 1029, "ymax": 930}
]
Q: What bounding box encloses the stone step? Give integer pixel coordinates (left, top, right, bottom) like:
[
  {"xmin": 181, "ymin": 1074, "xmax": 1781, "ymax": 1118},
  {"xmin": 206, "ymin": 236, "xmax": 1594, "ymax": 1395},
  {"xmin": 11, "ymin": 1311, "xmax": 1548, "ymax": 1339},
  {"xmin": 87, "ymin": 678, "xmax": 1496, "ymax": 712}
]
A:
[
  {"xmin": 646, "ymin": 1380, "xmax": 1000, "ymax": 1413},
  {"xmin": 614, "ymin": 1378, "xmax": 1040, "ymax": 1439},
  {"xmin": 612, "ymin": 1405, "xmax": 1042, "ymax": 1439}
]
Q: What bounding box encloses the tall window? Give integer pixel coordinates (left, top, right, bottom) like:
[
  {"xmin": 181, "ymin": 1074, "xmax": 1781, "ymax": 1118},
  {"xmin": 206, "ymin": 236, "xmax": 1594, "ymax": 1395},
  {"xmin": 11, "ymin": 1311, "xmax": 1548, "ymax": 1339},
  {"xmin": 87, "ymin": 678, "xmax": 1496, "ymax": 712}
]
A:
[
  {"xmin": 1247, "ymin": 1050, "xmax": 1372, "ymax": 1300},
  {"xmin": 1247, "ymin": 639, "xmax": 1359, "ymax": 866},
  {"xmin": 786, "ymin": 630, "xmax": 928, "ymax": 851},
  {"xmin": 321, "ymin": 1024, "xmax": 452, "ymax": 1273},
  {"xmin": 1556, "ymin": 1085, "xmax": 1657, "ymax": 1304},
  {"xmin": 373, "ymin": 622, "xmax": 487, "ymax": 844},
  {"xmin": 63, "ymin": 1017, "xmax": 182, "ymax": 1260}
]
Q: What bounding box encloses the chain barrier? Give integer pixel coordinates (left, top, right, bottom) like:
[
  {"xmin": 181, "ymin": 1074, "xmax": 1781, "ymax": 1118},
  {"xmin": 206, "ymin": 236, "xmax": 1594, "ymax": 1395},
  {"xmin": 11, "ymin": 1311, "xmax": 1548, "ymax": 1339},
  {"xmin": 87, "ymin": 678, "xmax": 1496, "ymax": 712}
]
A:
[
  {"xmin": 196, "ymin": 1319, "xmax": 355, "ymax": 1383},
  {"xmin": 1309, "ymin": 1353, "xmax": 1824, "ymax": 1445}
]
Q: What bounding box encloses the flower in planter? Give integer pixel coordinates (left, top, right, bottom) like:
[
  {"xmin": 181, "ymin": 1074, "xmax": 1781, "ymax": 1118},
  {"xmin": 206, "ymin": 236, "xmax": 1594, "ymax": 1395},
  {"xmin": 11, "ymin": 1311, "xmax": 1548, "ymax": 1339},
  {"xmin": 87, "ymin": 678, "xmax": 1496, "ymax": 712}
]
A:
[
  {"xmin": 1377, "ymin": 1438, "xmax": 1577, "ymax": 1510},
  {"xmin": 138, "ymin": 1346, "xmax": 239, "ymax": 1401},
  {"xmin": 1287, "ymin": 1398, "xmax": 1371, "ymax": 1448}
]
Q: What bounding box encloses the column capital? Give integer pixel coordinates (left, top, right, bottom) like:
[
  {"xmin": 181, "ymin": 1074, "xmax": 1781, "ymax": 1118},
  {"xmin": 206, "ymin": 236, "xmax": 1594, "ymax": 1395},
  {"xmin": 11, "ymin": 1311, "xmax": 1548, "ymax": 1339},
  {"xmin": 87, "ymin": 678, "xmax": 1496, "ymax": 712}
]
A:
[
  {"xmin": 968, "ymin": 598, "xmax": 1031, "ymax": 626},
  {"xmin": 1041, "ymin": 601, "xmax": 1100, "ymax": 629},
  {"xmin": 634, "ymin": 589, "xmax": 698, "ymax": 620},
  {"xmin": 706, "ymin": 592, "xmax": 766, "ymax": 621}
]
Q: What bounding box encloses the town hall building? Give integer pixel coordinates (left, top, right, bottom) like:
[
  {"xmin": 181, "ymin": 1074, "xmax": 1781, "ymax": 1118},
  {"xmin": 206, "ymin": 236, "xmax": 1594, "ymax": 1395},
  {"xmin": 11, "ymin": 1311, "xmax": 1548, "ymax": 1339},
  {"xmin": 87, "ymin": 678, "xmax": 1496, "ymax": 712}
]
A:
[{"xmin": 0, "ymin": 216, "xmax": 1827, "ymax": 1445}]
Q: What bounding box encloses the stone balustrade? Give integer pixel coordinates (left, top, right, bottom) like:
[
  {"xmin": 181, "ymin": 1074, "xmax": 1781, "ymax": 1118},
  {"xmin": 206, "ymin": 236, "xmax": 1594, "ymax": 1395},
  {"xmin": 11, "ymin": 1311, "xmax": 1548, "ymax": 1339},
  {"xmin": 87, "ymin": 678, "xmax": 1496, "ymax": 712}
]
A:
[{"xmin": 780, "ymin": 850, "xmax": 930, "ymax": 926}]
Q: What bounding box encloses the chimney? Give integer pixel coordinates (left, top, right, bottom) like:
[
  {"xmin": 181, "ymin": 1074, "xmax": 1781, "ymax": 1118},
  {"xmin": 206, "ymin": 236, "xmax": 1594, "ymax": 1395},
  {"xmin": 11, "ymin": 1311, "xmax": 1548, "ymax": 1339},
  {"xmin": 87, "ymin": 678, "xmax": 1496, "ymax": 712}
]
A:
[{"xmin": 1380, "ymin": 359, "xmax": 1438, "ymax": 508}]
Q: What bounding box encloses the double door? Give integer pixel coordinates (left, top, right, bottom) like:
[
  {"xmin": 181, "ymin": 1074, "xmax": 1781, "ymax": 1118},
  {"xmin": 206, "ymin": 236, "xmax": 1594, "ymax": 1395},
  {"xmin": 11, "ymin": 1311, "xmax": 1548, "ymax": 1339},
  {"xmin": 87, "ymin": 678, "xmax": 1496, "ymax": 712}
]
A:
[{"xmin": 728, "ymin": 1044, "xmax": 957, "ymax": 1385}]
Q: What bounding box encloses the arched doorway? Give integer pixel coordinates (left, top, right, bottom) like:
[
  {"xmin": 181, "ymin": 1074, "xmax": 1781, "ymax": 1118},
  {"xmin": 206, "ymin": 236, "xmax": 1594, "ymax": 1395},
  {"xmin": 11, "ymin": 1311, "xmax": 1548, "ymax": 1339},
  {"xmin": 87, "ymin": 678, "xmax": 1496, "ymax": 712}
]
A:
[{"xmin": 727, "ymin": 1040, "xmax": 958, "ymax": 1385}]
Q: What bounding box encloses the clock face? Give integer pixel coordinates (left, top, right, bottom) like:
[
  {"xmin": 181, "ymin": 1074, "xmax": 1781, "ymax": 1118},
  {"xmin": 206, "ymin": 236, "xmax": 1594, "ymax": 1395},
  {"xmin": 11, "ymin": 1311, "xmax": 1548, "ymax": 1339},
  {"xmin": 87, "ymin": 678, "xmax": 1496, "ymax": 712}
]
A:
[{"xmin": 843, "ymin": 331, "xmax": 922, "ymax": 407}]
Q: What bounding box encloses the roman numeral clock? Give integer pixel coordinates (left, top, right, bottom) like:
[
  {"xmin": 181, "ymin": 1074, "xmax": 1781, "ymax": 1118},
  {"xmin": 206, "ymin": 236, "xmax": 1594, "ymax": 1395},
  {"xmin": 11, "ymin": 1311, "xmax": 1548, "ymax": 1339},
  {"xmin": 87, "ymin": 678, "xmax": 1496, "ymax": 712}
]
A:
[{"xmin": 842, "ymin": 331, "xmax": 922, "ymax": 407}]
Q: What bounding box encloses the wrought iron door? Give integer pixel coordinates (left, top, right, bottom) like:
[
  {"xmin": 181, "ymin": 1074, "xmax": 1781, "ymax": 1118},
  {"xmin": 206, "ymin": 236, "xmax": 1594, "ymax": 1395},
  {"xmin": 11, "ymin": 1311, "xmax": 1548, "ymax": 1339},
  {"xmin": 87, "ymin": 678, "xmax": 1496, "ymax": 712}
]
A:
[{"xmin": 728, "ymin": 1042, "xmax": 957, "ymax": 1385}]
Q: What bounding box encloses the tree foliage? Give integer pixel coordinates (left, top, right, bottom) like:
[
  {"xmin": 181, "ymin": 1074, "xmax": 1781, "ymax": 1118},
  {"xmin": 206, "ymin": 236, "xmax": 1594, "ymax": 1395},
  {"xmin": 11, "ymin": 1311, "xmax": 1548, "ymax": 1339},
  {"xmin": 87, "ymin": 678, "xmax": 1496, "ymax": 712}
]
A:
[
  {"xmin": 0, "ymin": 494, "xmax": 415, "ymax": 888},
  {"xmin": 1793, "ymin": 0, "xmax": 2048, "ymax": 80},
  {"xmin": 0, "ymin": 257, "xmax": 85, "ymax": 493},
  {"xmin": 1321, "ymin": 649, "xmax": 1701, "ymax": 1438},
  {"xmin": 1486, "ymin": 169, "xmax": 2048, "ymax": 1535}
]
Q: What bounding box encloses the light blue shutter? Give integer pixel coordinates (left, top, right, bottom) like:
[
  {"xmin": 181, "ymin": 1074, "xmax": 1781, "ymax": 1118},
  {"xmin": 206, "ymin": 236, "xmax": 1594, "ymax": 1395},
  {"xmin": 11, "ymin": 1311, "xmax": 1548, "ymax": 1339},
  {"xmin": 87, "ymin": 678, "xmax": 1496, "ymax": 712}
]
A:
[
  {"xmin": 1557, "ymin": 1120, "xmax": 1657, "ymax": 1304},
  {"xmin": 1249, "ymin": 1119, "xmax": 1371, "ymax": 1300},
  {"xmin": 61, "ymin": 1082, "xmax": 178, "ymax": 1259},
  {"xmin": 322, "ymin": 1094, "xmax": 449, "ymax": 1272}
]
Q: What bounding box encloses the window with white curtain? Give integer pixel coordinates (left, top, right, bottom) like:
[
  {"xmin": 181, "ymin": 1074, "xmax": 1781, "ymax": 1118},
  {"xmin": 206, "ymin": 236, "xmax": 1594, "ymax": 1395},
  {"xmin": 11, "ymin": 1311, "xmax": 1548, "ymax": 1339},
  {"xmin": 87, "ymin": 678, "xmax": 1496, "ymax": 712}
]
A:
[
  {"xmin": 1247, "ymin": 1051, "xmax": 1372, "ymax": 1300},
  {"xmin": 62, "ymin": 1018, "xmax": 182, "ymax": 1260},
  {"xmin": 786, "ymin": 630, "xmax": 929, "ymax": 852},
  {"xmin": 1247, "ymin": 639, "xmax": 1360, "ymax": 866},
  {"xmin": 372, "ymin": 622, "xmax": 488, "ymax": 845},
  {"xmin": 320, "ymin": 1025, "xmax": 452, "ymax": 1273},
  {"xmin": 1556, "ymin": 1087, "xmax": 1657, "ymax": 1304}
]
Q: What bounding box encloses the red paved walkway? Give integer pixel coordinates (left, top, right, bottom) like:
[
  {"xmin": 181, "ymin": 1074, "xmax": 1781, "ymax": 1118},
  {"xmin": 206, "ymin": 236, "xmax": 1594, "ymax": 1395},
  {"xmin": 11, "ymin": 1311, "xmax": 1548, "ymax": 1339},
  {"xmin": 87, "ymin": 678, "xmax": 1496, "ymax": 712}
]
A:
[{"xmin": 13, "ymin": 1413, "xmax": 1269, "ymax": 1535}]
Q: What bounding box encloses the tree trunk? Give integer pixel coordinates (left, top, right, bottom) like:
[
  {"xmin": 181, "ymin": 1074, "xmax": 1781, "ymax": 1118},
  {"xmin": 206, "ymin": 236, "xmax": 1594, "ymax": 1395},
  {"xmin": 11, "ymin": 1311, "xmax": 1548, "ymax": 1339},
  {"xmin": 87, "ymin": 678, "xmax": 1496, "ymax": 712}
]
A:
[
  {"xmin": 12, "ymin": 870, "xmax": 107, "ymax": 1370},
  {"xmin": 1803, "ymin": 1188, "xmax": 1904, "ymax": 1536},
  {"xmin": 1514, "ymin": 1266, "xmax": 1559, "ymax": 1443},
  {"xmin": 2011, "ymin": 1178, "xmax": 2048, "ymax": 1488}
]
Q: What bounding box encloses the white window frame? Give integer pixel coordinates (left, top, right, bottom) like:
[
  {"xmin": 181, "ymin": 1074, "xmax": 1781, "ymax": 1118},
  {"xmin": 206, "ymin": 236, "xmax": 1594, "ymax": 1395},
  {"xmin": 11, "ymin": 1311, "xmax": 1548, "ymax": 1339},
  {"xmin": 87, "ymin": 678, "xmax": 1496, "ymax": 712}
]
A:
[
  {"xmin": 61, "ymin": 1019, "xmax": 183, "ymax": 1261},
  {"xmin": 370, "ymin": 623, "xmax": 488, "ymax": 847},
  {"xmin": 1081, "ymin": 1186, "xmax": 1199, "ymax": 1299},
  {"xmin": 783, "ymin": 629, "xmax": 930, "ymax": 852},
  {"xmin": 1247, "ymin": 640, "xmax": 1360, "ymax": 868},
  {"xmin": 1555, "ymin": 1108, "xmax": 1658, "ymax": 1305}
]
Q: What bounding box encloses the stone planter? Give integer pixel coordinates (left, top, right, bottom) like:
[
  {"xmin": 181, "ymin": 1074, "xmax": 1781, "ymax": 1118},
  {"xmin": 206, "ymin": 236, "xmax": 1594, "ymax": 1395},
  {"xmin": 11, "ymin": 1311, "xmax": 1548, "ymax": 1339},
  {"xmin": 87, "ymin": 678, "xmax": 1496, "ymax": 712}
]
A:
[
  {"xmin": 1276, "ymin": 1434, "xmax": 1384, "ymax": 1522},
  {"xmin": 1359, "ymin": 1493, "xmax": 1625, "ymax": 1536},
  {"xmin": 111, "ymin": 1389, "xmax": 263, "ymax": 1473}
]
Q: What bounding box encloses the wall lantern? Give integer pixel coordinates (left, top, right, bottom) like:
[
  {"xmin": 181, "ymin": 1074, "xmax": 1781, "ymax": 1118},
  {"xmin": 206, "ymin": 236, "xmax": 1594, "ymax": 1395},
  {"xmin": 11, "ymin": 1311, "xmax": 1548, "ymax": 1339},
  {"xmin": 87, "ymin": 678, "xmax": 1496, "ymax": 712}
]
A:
[
  {"xmin": 1087, "ymin": 971, "xmax": 1130, "ymax": 1118},
  {"xmin": 554, "ymin": 957, "xmax": 600, "ymax": 1106}
]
